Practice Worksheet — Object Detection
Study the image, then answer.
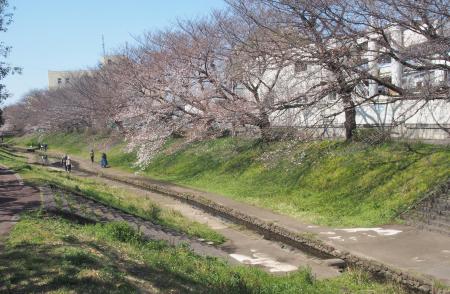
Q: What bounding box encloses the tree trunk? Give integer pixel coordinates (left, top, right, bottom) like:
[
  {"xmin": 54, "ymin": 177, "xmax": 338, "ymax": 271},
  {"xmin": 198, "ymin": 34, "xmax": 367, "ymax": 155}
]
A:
[
  {"xmin": 258, "ymin": 112, "xmax": 272, "ymax": 141},
  {"xmin": 342, "ymin": 93, "xmax": 356, "ymax": 141}
]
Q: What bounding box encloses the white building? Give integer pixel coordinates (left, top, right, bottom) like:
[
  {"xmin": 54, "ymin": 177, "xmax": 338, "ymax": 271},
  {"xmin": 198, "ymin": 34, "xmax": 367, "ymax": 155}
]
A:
[{"xmin": 263, "ymin": 25, "xmax": 450, "ymax": 142}]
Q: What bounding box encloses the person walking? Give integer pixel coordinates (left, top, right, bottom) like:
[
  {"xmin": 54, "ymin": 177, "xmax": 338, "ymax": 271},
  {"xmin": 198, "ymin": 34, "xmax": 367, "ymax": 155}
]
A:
[
  {"xmin": 100, "ymin": 153, "xmax": 108, "ymax": 168},
  {"xmin": 41, "ymin": 154, "xmax": 48, "ymax": 166},
  {"xmin": 61, "ymin": 154, "xmax": 68, "ymax": 170},
  {"xmin": 90, "ymin": 149, "xmax": 95, "ymax": 164},
  {"xmin": 66, "ymin": 156, "xmax": 72, "ymax": 173}
]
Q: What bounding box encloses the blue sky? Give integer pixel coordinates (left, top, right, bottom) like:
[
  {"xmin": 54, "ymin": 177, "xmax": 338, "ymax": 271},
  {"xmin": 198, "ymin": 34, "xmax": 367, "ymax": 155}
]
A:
[{"xmin": 2, "ymin": 0, "xmax": 227, "ymax": 105}]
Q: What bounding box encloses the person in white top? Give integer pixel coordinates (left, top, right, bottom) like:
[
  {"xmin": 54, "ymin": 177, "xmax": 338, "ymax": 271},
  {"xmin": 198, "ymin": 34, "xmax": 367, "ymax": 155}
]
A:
[{"xmin": 66, "ymin": 156, "xmax": 72, "ymax": 173}]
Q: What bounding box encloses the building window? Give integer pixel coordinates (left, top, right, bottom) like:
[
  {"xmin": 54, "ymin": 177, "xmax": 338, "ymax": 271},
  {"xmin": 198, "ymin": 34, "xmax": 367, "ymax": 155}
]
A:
[
  {"xmin": 294, "ymin": 61, "xmax": 308, "ymax": 73},
  {"xmin": 65, "ymin": 78, "xmax": 70, "ymax": 83},
  {"xmin": 359, "ymin": 58, "xmax": 369, "ymax": 69},
  {"xmin": 328, "ymin": 92, "xmax": 337, "ymax": 101},
  {"xmin": 378, "ymin": 54, "xmax": 391, "ymax": 65},
  {"xmin": 57, "ymin": 78, "xmax": 62, "ymax": 84},
  {"xmin": 358, "ymin": 41, "xmax": 368, "ymax": 51}
]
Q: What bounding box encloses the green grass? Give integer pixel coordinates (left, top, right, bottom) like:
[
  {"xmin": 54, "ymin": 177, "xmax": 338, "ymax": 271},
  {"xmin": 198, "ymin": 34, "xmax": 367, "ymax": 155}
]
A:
[
  {"xmin": 145, "ymin": 138, "xmax": 450, "ymax": 227},
  {"xmin": 0, "ymin": 213, "xmax": 404, "ymax": 293},
  {"xmin": 9, "ymin": 131, "xmax": 137, "ymax": 171},
  {"xmin": 9, "ymin": 132, "xmax": 450, "ymax": 227},
  {"xmin": 0, "ymin": 147, "xmax": 225, "ymax": 244}
]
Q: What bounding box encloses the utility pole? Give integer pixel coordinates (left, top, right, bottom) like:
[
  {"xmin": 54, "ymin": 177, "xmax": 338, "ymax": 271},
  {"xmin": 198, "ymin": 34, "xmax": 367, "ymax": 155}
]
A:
[{"xmin": 102, "ymin": 34, "xmax": 106, "ymax": 57}]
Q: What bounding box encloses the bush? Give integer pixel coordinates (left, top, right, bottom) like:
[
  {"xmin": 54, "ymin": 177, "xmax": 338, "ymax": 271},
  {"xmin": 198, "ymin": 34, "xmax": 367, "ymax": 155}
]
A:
[{"xmin": 99, "ymin": 221, "xmax": 142, "ymax": 244}]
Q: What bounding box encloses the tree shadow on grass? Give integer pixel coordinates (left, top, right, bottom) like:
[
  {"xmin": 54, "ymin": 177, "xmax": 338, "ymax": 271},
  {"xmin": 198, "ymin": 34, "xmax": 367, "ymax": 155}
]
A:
[{"xmin": 0, "ymin": 213, "xmax": 232, "ymax": 294}]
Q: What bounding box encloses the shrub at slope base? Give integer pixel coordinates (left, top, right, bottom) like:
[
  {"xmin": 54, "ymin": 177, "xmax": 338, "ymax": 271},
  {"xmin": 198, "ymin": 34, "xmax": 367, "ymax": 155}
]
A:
[{"xmin": 11, "ymin": 132, "xmax": 450, "ymax": 227}]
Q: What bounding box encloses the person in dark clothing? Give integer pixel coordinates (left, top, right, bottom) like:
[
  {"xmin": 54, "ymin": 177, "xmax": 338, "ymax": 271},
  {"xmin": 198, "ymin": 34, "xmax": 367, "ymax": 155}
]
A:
[
  {"xmin": 61, "ymin": 154, "xmax": 68, "ymax": 170},
  {"xmin": 100, "ymin": 153, "xmax": 108, "ymax": 168},
  {"xmin": 90, "ymin": 149, "xmax": 95, "ymax": 164}
]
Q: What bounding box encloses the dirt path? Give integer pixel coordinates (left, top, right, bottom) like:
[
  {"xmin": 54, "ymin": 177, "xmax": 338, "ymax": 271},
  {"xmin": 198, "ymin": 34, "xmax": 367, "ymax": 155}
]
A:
[{"xmin": 0, "ymin": 166, "xmax": 42, "ymax": 242}]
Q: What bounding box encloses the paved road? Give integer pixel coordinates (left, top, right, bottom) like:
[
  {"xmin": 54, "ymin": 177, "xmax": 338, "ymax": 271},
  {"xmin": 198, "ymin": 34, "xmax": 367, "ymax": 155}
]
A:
[{"xmin": 0, "ymin": 166, "xmax": 41, "ymax": 241}]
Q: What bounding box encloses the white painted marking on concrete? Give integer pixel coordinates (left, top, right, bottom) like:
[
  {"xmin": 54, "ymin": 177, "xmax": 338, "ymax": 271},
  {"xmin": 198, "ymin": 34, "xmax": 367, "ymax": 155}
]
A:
[
  {"xmin": 307, "ymin": 225, "xmax": 318, "ymax": 228},
  {"xmin": 337, "ymin": 228, "xmax": 402, "ymax": 236},
  {"xmin": 367, "ymin": 234, "xmax": 376, "ymax": 238},
  {"xmin": 413, "ymin": 257, "xmax": 425, "ymax": 262},
  {"xmin": 229, "ymin": 253, "xmax": 298, "ymax": 273},
  {"xmin": 328, "ymin": 236, "xmax": 344, "ymax": 241},
  {"xmin": 349, "ymin": 237, "xmax": 357, "ymax": 241},
  {"xmin": 320, "ymin": 231, "xmax": 337, "ymax": 235},
  {"xmin": 441, "ymin": 250, "xmax": 450, "ymax": 254}
]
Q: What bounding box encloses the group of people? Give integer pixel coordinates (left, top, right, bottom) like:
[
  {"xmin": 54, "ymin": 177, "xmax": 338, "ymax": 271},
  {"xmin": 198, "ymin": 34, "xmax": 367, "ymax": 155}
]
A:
[
  {"xmin": 59, "ymin": 150, "xmax": 108, "ymax": 173},
  {"xmin": 61, "ymin": 154, "xmax": 72, "ymax": 172},
  {"xmin": 90, "ymin": 149, "xmax": 108, "ymax": 168}
]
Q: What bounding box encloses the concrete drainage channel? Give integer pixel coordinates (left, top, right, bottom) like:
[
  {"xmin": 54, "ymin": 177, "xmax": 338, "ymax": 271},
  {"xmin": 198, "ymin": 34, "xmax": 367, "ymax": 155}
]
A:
[{"xmin": 9, "ymin": 146, "xmax": 442, "ymax": 293}]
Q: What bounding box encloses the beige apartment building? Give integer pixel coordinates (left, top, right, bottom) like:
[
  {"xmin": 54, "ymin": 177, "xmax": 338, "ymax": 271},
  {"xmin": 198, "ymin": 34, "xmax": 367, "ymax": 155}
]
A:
[
  {"xmin": 47, "ymin": 70, "xmax": 88, "ymax": 90},
  {"xmin": 48, "ymin": 55, "xmax": 120, "ymax": 90}
]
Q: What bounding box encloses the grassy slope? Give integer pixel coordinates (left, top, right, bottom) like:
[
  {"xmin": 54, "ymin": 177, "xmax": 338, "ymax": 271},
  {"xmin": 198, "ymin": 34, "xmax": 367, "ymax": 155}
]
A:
[
  {"xmin": 11, "ymin": 131, "xmax": 136, "ymax": 171},
  {"xmin": 0, "ymin": 213, "xmax": 403, "ymax": 293},
  {"xmin": 0, "ymin": 147, "xmax": 224, "ymax": 244},
  {"xmin": 10, "ymin": 132, "xmax": 450, "ymax": 227}
]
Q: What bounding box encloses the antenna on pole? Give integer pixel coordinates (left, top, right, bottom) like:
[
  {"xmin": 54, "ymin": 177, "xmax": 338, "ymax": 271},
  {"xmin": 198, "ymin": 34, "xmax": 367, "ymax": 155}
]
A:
[{"xmin": 102, "ymin": 34, "xmax": 106, "ymax": 57}]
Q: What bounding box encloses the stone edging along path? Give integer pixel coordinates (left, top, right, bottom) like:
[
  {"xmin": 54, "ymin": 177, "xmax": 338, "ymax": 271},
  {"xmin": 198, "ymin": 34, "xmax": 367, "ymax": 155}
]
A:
[{"xmin": 7, "ymin": 146, "xmax": 446, "ymax": 293}]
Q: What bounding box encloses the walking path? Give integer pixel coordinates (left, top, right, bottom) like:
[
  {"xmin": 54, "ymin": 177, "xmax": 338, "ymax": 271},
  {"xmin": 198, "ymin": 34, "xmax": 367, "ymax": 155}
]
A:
[
  {"xmin": 2, "ymin": 149, "xmax": 343, "ymax": 278},
  {"xmin": 0, "ymin": 166, "xmax": 41, "ymax": 241},
  {"xmin": 63, "ymin": 151, "xmax": 450, "ymax": 287},
  {"xmin": 7, "ymin": 147, "xmax": 450, "ymax": 290}
]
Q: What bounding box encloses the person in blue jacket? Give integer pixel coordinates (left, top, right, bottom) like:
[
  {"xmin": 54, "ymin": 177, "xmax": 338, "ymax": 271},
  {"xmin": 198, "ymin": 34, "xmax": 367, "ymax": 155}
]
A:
[{"xmin": 101, "ymin": 153, "xmax": 108, "ymax": 168}]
